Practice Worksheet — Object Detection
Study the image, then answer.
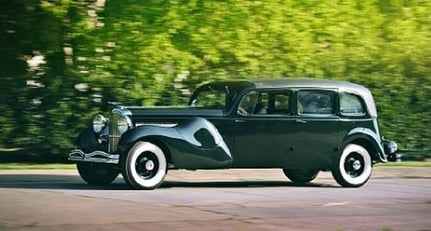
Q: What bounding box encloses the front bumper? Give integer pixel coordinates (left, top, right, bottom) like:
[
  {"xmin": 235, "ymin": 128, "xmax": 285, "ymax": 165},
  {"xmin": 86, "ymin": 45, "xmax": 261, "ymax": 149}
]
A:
[{"xmin": 68, "ymin": 149, "xmax": 120, "ymax": 164}]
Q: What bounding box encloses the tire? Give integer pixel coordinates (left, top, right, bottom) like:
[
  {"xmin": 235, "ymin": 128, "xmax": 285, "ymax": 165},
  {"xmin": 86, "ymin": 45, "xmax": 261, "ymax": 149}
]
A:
[
  {"xmin": 331, "ymin": 144, "xmax": 372, "ymax": 187},
  {"xmin": 283, "ymin": 169, "xmax": 319, "ymax": 183},
  {"xmin": 122, "ymin": 141, "xmax": 167, "ymax": 190},
  {"xmin": 77, "ymin": 163, "xmax": 119, "ymax": 185}
]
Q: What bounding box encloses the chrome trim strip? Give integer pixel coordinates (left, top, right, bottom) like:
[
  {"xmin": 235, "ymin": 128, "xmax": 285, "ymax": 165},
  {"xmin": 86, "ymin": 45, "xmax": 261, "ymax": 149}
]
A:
[
  {"xmin": 135, "ymin": 123, "xmax": 178, "ymax": 128},
  {"xmin": 68, "ymin": 149, "xmax": 119, "ymax": 164}
]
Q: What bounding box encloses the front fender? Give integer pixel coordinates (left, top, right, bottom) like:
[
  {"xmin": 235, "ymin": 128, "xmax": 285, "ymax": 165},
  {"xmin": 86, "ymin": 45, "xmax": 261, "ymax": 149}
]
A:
[
  {"xmin": 118, "ymin": 117, "xmax": 232, "ymax": 169},
  {"xmin": 74, "ymin": 126, "xmax": 105, "ymax": 153},
  {"xmin": 344, "ymin": 127, "xmax": 387, "ymax": 162}
]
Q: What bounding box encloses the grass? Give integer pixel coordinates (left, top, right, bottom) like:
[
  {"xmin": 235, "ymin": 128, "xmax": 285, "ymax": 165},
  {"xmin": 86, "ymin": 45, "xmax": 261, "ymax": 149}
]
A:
[
  {"xmin": 381, "ymin": 226, "xmax": 393, "ymax": 231},
  {"xmin": 375, "ymin": 161, "xmax": 431, "ymax": 168},
  {"xmin": 26, "ymin": 221, "xmax": 39, "ymax": 227},
  {"xmin": 0, "ymin": 163, "xmax": 76, "ymax": 170}
]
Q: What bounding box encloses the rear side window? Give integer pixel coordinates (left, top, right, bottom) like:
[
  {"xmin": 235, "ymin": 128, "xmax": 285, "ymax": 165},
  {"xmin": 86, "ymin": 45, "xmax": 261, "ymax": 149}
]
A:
[
  {"xmin": 340, "ymin": 93, "xmax": 366, "ymax": 116},
  {"xmin": 297, "ymin": 90, "xmax": 335, "ymax": 115}
]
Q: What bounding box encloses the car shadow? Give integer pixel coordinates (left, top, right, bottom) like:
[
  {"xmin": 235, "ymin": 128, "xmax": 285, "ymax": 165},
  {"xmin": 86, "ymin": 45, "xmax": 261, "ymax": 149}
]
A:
[
  {"xmin": 0, "ymin": 174, "xmax": 128, "ymax": 190},
  {"xmin": 0, "ymin": 174, "xmax": 337, "ymax": 190},
  {"xmin": 160, "ymin": 180, "xmax": 337, "ymax": 189}
]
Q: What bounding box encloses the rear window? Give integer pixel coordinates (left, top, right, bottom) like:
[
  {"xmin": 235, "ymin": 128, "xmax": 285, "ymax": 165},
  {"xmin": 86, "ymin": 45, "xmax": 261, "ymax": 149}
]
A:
[{"xmin": 340, "ymin": 93, "xmax": 366, "ymax": 116}]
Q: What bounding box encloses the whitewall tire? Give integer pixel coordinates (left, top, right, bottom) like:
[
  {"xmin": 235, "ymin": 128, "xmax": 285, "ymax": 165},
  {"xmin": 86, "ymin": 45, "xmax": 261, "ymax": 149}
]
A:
[
  {"xmin": 77, "ymin": 163, "xmax": 119, "ymax": 185},
  {"xmin": 332, "ymin": 144, "xmax": 372, "ymax": 187},
  {"xmin": 283, "ymin": 169, "xmax": 319, "ymax": 183},
  {"xmin": 123, "ymin": 141, "xmax": 167, "ymax": 190}
]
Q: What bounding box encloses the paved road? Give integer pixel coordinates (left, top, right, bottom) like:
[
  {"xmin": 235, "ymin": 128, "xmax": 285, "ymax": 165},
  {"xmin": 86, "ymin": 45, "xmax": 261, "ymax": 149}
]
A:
[{"xmin": 0, "ymin": 167, "xmax": 430, "ymax": 231}]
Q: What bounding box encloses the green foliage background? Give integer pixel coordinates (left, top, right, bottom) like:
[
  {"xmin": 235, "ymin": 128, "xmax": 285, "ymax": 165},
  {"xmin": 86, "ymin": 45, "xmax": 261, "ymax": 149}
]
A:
[{"xmin": 0, "ymin": 0, "xmax": 430, "ymax": 161}]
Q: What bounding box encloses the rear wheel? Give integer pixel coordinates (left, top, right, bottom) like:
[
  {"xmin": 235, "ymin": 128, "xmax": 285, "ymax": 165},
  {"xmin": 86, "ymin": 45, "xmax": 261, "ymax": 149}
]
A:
[
  {"xmin": 122, "ymin": 141, "xmax": 167, "ymax": 190},
  {"xmin": 283, "ymin": 169, "xmax": 319, "ymax": 183},
  {"xmin": 332, "ymin": 144, "xmax": 372, "ymax": 187},
  {"xmin": 77, "ymin": 163, "xmax": 119, "ymax": 185}
]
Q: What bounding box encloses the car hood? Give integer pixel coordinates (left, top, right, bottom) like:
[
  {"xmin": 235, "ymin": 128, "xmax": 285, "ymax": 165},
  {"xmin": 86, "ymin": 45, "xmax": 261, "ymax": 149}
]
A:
[{"xmin": 118, "ymin": 106, "xmax": 225, "ymax": 123}]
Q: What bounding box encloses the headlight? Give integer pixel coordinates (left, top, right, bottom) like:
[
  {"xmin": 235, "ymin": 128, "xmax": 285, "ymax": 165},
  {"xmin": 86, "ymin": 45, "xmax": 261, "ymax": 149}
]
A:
[
  {"xmin": 93, "ymin": 114, "xmax": 107, "ymax": 133},
  {"xmin": 117, "ymin": 115, "xmax": 132, "ymax": 134},
  {"xmin": 387, "ymin": 141, "xmax": 398, "ymax": 154}
]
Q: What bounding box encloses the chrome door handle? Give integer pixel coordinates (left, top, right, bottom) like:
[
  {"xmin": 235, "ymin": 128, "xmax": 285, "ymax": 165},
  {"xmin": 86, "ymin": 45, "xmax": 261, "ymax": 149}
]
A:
[
  {"xmin": 235, "ymin": 119, "xmax": 246, "ymax": 123},
  {"xmin": 296, "ymin": 119, "xmax": 307, "ymax": 124}
]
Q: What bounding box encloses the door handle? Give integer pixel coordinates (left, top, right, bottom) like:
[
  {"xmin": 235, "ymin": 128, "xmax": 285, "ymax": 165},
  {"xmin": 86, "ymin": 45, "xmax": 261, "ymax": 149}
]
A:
[
  {"xmin": 235, "ymin": 119, "xmax": 246, "ymax": 123},
  {"xmin": 296, "ymin": 119, "xmax": 307, "ymax": 124}
]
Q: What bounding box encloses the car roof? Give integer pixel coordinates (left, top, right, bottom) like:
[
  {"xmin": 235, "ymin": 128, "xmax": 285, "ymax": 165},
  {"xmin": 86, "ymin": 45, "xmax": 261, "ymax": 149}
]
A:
[
  {"xmin": 202, "ymin": 78, "xmax": 378, "ymax": 117},
  {"xmin": 205, "ymin": 78, "xmax": 365, "ymax": 90},
  {"xmin": 249, "ymin": 78, "xmax": 365, "ymax": 90}
]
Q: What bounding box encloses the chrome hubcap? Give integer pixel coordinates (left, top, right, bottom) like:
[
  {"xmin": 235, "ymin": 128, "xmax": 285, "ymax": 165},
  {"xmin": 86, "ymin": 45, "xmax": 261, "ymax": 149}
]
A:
[
  {"xmin": 344, "ymin": 153, "xmax": 365, "ymax": 177},
  {"xmin": 145, "ymin": 160, "xmax": 155, "ymax": 171},
  {"xmin": 135, "ymin": 152, "xmax": 159, "ymax": 179},
  {"xmin": 352, "ymin": 160, "xmax": 361, "ymax": 171}
]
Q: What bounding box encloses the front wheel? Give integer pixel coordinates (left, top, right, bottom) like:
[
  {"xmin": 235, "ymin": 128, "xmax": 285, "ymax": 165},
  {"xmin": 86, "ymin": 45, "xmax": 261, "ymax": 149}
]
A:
[
  {"xmin": 331, "ymin": 144, "xmax": 372, "ymax": 187},
  {"xmin": 122, "ymin": 141, "xmax": 167, "ymax": 190},
  {"xmin": 283, "ymin": 169, "xmax": 319, "ymax": 183},
  {"xmin": 77, "ymin": 163, "xmax": 119, "ymax": 185}
]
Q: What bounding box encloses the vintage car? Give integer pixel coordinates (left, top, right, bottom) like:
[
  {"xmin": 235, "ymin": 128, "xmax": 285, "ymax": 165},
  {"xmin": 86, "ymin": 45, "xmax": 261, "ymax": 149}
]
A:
[{"xmin": 69, "ymin": 78, "xmax": 398, "ymax": 189}]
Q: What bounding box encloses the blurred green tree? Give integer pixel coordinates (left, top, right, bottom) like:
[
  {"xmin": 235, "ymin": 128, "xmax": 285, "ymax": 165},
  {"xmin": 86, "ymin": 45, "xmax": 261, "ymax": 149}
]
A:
[{"xmin": 0, "ymin": 0, "xmax": 430, "ymax": 161}]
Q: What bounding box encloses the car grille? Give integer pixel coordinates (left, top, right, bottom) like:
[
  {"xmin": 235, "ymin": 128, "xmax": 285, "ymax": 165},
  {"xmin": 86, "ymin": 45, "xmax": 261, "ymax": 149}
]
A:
[{"xmin": 108, "ymin": 110, "xmax": 122, "ymax": 153}]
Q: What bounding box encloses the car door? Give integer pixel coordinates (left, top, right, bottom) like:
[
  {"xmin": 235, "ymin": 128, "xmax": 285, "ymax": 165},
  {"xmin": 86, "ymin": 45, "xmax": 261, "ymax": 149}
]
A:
[
  {"xmin": 289, "ymin": 89, "xmax": 339, "ymax": 169},
  {"xmin": 232, "ymin": 90, "xmax": 296, "ymax": 168}
]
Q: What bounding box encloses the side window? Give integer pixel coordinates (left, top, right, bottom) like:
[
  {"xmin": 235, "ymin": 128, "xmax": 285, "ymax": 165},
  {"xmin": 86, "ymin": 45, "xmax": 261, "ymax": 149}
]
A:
[
  {"xmin": 340, "ymin": 93, "xmax": 366, "ymax": 116},
  {"xmin": 297, "ymin": 90, "xmax": 334, "ymax": 115},
  {"xmin": 273, "ymin": 92, "xmax": 290, "ymax": 114},
  {"xmin": 238, "ymin": 91, "xmax": 268, "ymax": 115}
]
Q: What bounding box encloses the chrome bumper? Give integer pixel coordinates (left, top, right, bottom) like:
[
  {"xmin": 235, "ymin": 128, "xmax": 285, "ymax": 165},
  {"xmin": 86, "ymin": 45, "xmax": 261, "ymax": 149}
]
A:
[{"xmin": 68, "ymin": 149, "xmax": 120, "ymax": 164}]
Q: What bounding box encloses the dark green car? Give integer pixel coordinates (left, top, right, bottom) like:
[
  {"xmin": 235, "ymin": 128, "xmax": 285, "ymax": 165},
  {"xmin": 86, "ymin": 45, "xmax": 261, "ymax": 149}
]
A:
[{"xmin": 69, "ymin": 78, "xmax": 398, "ymax": 189}]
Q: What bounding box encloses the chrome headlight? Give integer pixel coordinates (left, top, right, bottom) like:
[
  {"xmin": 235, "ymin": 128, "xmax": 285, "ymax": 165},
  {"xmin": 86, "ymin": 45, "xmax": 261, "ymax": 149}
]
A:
[
  {"xmin": 387, "ymin": 141, "xmax": 398, "ymax": 154},
  {"xmin": 92, "ymin": 114, "xmax": 107, "ymax": 133},
  {"xmin": 117, "ymin": 115, "xmax": 132, "ymax": 134}
]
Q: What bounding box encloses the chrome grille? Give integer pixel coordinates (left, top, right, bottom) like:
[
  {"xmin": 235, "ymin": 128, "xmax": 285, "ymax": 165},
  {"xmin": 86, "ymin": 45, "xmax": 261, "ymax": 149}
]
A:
[
  {"xmin": 106, "ymin": 108, "xmax": 132, "ymax": 153},
  {"xmin": 108, "ymin": 111, "xmax": 121, "ymax": 153}
]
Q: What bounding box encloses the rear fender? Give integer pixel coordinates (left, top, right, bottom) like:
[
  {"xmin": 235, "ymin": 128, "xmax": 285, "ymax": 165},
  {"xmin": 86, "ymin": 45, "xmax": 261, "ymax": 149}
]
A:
[{"xmin": 344, "ymin": 127, "xmax": 387, "ymax": 162}]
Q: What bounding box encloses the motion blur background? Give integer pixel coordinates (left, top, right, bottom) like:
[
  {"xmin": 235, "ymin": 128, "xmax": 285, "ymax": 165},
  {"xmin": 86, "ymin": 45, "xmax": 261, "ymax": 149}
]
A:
[{"xmin": 0, "ymin": 0, "xmax": 430, "ymax": 162}]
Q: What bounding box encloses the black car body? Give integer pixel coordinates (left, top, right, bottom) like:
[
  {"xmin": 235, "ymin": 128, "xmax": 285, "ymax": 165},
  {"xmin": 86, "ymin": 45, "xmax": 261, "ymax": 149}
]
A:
[{"xmin": 69, "ymin": 78, "xmax": 398, "ymax": 189}]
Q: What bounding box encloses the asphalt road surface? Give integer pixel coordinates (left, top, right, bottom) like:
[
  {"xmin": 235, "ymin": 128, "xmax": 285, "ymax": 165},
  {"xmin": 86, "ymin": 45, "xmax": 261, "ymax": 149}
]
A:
[{"xmin": 0, "ymin": 167, "xmax": 430, "ymax": 231}]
